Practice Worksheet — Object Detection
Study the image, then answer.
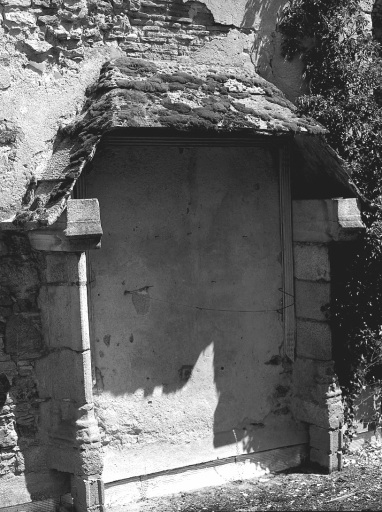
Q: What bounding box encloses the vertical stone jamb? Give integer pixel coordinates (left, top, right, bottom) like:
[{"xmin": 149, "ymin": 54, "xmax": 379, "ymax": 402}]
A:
[
  {"xmin": 292, "ymin": 198, "xmax": 364, "ymax": 472},
  {"xmin": 279, "ymin": 143, "xmax": 296, "ymax": 361},
  {"xmin": 72, "ymin": 252, "xmax": 105, "ymax": 512},
  {"xmin": 38, "ymin": 252, "xmax": 105, "ymax": 512},
  {"xmin": 29, "ymin": 198, "xmax": 104, "ymax": 511}
]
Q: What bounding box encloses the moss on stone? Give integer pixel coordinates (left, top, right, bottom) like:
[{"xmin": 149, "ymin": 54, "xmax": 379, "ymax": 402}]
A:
[{"xmin": 12, "ymin": 56, "xmax": 327, "ymax": 227}]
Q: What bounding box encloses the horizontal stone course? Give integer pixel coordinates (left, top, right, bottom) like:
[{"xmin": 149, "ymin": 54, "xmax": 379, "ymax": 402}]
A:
[
  {"xmin": 310, "ymin": 448, "xmax": 339, "ymax": 471},
  {"xmin": 295, "ymin": 280, "xmax": 331, "ymax": 321},
  {"xmin": 294, "ymin": 242, "xmax": 330, "ymax": 282},
  {"xmin": 292, "ymin": 396, "xmax": 343, "ymax": 430},
  {"xmin": 296, "ymin": 319, "xmax": 332, "ymax": 360},
  {"xmin": 310, "ymin": 425, "xmax": 340, "ymax": 454}
]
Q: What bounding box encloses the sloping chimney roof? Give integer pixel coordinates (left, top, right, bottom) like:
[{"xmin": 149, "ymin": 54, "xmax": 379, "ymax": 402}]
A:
[{"xmin": 4, "ymin": 57, "xmax": 357, "ymax": 230}]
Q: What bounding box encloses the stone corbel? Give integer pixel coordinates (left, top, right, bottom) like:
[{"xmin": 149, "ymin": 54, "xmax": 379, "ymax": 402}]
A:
[
  {"xmin": 28, "ymin": 198, "xmax": 103, "ymax": 252},
  {"xmin": 292, "ymin": 198, "xmax": 365, "ymax": 243}
]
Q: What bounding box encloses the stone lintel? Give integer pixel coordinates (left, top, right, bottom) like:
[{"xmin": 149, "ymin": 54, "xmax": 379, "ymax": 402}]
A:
[{"xmin": 293, "ymin": 198, "xmax": 364, "ymax": 243}]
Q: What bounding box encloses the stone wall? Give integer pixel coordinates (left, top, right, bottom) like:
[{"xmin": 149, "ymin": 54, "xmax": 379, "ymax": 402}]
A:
[
  {"xmin": 0, "ymin": 231, "xmax": 70, "ymax": 506},
  {"xmin": 0, "ymin": 0, "xmax": 306, "ymax": 223},
  {"xmin": 291, "ymin": 198, "xmax": 364, "ymax": 472}
]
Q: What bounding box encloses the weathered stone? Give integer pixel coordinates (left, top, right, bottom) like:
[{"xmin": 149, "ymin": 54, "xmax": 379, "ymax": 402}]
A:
[
  {"xmin": 310, "ymin": 447, "xmax": 340, "ymax": 472},
  {"xmin": 3, "ymin": 10, "xmax": 36, "ymax": 26},
  {"xmin": 294, "ymin": 358, "xmax": 338, "ymax": 392},
  {"xmin": 24, "ymin": 39, "xmax": 53, "ymax": 54},
  {"xmin": 295, "ymin": 280, "xmax": 331, "ymax": 321},
  {"xmin": 292, "ymin": 396, "xmax": 343, "ymax": 430},
  {"xmin": 5, "ymin": 314, "xmax": 44, "ymax": 358},
  {"xmin": 296, "ymin": 319, "xmax": 332, "ymax": 360},
  {"xmin": 27, "ymin": 60, "xmax": 46, "ymax": 74},
  {"xmin": 294, "ymin": 243, "xmax": 330, "ymax": 282},
  {"xmin": 2, "ymin": 0, "xmax": 31, "ymax": 5},
  {"xmin": 37, "ymin": 14, "xmax": 59, "ymax": 26},
  {"xmin": 0, "ymin": 290, "xmax": 13, "ymax": 307},
  {"xmin": 0, "ymin": 67, "xmax": 11, "ymax": 90},
  {"xmin": 45, "ymin": 253, "xmax": 73, "ymax": 283},
  {"xmin": 310, "ymin": 425, "xmax": 341, "ymax": 454},
  {"xmin": 39, "ymin": 285, "xmax": 83, "ymax": 351},
  {"xmin": 0, "ymin": 307, "xmax": 13, "ymax": 319},
  {"xmin": 0, "ymin": 360, "xmax": 17, "ymax": 379},
  {"xmin": 0, "ymin": 423, "xmax": 18, "ymax": 448},
  {"xmin": 35, "ymin": 349, "xmax": 92, "ymax": 404},
  {"xmin": 293, "ymin": 199, "xmax": 365, "ymax": 243},
  {"xmin": 65, "ymin": 199, "xmax": 102, "ymax": 240},
  {"xmin": 71, "ymin": 475, "xmax": 105, "ymax": 512}
]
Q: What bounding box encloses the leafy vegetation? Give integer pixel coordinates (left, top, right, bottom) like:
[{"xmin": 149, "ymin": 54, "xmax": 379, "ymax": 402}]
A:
[{"xmin": 279, "ymin": 0, "xmax": 382, "ymax": 438}]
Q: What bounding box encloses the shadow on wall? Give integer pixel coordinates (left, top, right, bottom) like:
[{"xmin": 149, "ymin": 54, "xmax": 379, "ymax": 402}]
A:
[{"xmin": 86, "ymin": 144, "xmax": 304, "ymax": 463}]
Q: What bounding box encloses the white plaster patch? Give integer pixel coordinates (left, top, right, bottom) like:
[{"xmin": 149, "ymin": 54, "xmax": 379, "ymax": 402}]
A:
[
  {"xmin": 224, "ymin": 78, "xmax": 264, "ymax": 95},
  {"xmin": 167, "ymin": 91, "xmax": 202, "ymax": 109},
  {"xmin": 4, "ymin": 10, "xmax": 36, "ymax": 26},
  {"xmin": 244, "ymin": 115, "xmax": 266, "ymax": 129}
]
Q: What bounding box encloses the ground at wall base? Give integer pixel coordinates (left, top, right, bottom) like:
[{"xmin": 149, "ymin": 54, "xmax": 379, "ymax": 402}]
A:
[{"xmin": 116, "ymin": 442, "xmax": 382, "ymax": 511}]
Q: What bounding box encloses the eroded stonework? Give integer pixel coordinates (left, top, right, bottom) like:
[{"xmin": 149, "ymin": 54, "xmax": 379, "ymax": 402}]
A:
[{"xmin": 0, "ymin": 0, "xmax": 301, "ymax": 222}]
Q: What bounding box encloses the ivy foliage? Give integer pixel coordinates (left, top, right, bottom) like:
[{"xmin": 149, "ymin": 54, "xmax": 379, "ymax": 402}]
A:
[
  {"xmin": 280, "ymin": 0, "xmax": 382, "ymax": 200},
  {"xmin": 279, "ymin": 0, "xmax": 382, "ymax": 436}
]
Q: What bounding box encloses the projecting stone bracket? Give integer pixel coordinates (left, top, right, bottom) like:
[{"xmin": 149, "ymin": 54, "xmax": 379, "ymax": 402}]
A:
[
  {"xmin": 27, "ymin": 199, "xmax": 103, "ymax": 252},
  {"xmin": 293, "ymin": 198, "xmax": 364, "ymax": 243}
]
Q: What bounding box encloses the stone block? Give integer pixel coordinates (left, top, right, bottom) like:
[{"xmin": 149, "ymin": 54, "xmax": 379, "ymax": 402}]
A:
[
  {"xmin": 0, "ymin": 239, "xmax": 8, "ymax": 256},
  {"xmin": 71, "ymin": 475, "xmax": 105, "ymax": 512},
  {"xmin": 45, "ymin": 252, "xmax": 81, "ymax": 284},
  {"xmin": 24, "ymin": 38, "xmax": 53, "ymax": 55},
  {"xmin": 39, "ymin": 285, "xmax": 83, "ymax": 351},
  {"xmin": 4, "ymin": 313, "xmax": 44, "ymax": 359},
  {"xmin": 21, "ymin": 445, "xmax": 49, "ymax": 474},
  {"xmin": 75, "ymin": 405, "xmax": 101, "ymax": 445},
  {"xmin": 310, "ymin": 425, "xmax": 341, "ymax": 454},
  {"xmin": 0, "ymin": 359, "xmax": 17, "ymax": 379},
  {"xmin": 35, "ymin": 349, "xmax": 92, "ymax": 404},
  {"xmin": 49, "ymin": 444, "xmax": 76, "ymax": 474},
  {"xmin": 65, "ymin": 199, "xmax": 103, "ymax": 240},
  {"xmin": 2, "ymin": 0, "xmax": 31, "ymax": 5},
  {"xmin": 294, "ymin": 358, "xmax": 336, "ymax": 387},
  {"xmin": 292, "ymin": 396, "xmax": 343, "ymax": 429},
  {"xmin": 310, "ymin": 447, "xmax": 339, "ymax": 472},
  {"xmin": 295, "ymin": 280, "xmax": 331, "ymax": 321},
  {"xmin": 296, "ymin": 319, "xmax": 332, "ymax": 360},
  {"xmin": 293, "ymin": 243, "xmax": 330, "ymax": 282},
  {"xmin": 0, "ymin": 422, "xmax": 17, "ymax": 448},
  {"xmin": 4, "ymin": 10, "xmax": 36, "ymax": 26},
  {"xmin": 293, "ymin": 198, "xmax": 364, "ymax": 243},
  {"xmin": 74, "ymin": 443, "xmax": 103, "ymax": 476},
  {"xmin": 336, "ymin": 198, "xmax": 365, "ymax": 236},
  {"xmin": 0, "ymin": 67, "xmax": 11, "ymax": 90},
  {"xmin": 293, "ymin": 199, "xmax": 335, "ymax": 243}
]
